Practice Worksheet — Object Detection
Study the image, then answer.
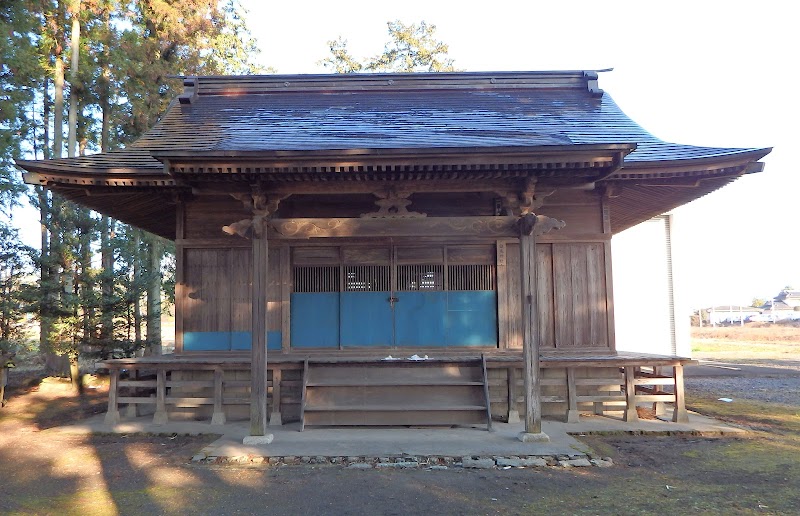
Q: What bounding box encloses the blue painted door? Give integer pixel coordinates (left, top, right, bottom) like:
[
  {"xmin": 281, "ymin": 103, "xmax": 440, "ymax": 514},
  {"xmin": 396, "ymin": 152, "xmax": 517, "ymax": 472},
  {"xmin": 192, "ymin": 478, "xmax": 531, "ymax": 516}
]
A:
[
  {"xmin": 290, "ymin": 257, "xmax": 498, "ymax": 349},
  {"xmin": 446, "ymin": 291, "xmax": 498, "ymax": 346},
  {"xmin": 290, "ymin": 292, "xmax": 340, "ymax": 348},
  {"xmin": 394, "ymin": 291, "xmax": 447, "ymax": 346},
  {"xmin": 339, "ymin": 291, "xmax": 394, "ymax": 347}
]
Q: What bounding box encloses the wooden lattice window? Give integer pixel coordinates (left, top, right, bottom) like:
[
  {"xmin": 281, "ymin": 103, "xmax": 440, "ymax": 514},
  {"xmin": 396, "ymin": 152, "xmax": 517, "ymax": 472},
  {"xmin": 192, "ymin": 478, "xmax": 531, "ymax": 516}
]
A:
[
  {"xmin": 343, "ymin": 265, "xmax": 390, "ymax": 292},
  {"xmin": 396, "ymin": 265, "xmax": 444, "ymax": 291},
  {"xmin": 293, "ymin": 266, "xmax": 340, "ymax": 293},
  {"xmin": 447, "ymin": 264, "xmax": 495, "ymax": 291}
]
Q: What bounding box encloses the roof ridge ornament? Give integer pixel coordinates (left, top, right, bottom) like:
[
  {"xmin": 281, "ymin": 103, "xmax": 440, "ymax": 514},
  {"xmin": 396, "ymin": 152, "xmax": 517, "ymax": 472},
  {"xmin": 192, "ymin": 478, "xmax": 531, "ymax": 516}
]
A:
[
  {"xmin": 178, "ymin": 77, "xmax": 198, "ymax": 105},
  {"xmin": 583, "ymin": 71, "xmax": 604, "ymax": 97}
]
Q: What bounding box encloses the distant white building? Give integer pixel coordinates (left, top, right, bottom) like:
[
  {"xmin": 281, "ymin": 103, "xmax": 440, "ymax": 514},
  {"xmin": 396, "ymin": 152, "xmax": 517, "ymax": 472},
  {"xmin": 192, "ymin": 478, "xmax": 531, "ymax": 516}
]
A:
[
  {"xmin": 761, "ymin": 289, "xmax": 800, "ymax": 320},
  {"xmin": 706, "ymin": 306, "xmax": 761, "ymax": 325}
]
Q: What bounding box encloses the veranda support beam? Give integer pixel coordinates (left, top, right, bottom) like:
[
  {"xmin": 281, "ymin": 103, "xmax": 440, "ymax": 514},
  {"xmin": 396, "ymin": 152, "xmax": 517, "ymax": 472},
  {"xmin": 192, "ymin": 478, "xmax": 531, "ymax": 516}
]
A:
[
  {"xmin": 517, "ymin": 213, "xmax": 565, "ymax": 443},
  {"xmin": 250, "ymin": 227, "xmax": 269, "ymax": 437}
]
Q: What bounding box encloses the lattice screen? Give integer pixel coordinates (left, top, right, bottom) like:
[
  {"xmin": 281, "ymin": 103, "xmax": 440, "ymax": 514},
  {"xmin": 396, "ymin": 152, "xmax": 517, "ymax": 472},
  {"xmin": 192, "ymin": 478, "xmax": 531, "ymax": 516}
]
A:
[
  {"xmin": 343, "ymin": 265, "xmax": 391, "ymax": 292},
  {"xmin": 447, "ymin": 264, "xmax": 495, "ymax": 291},
  {"xmin": 293, "ymin": 266, "xmax": 340, "ymax": 293},
  {"xmin": 396, "ymin": 265, "xmax": 444, "ymax": 291}
]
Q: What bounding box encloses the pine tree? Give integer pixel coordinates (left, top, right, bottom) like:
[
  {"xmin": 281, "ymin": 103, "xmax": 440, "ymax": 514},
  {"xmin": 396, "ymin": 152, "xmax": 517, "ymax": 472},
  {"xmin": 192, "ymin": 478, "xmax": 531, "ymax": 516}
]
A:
[{"xmin": 320, "ymin": 20, "xmax": 459, "ymax": 74}]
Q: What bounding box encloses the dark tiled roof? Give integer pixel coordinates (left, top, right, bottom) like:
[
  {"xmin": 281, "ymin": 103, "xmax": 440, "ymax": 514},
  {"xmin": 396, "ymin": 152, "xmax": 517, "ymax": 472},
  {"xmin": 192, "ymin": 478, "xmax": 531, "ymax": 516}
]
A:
[
  {"xmin": 19, "ymin": 71, "xmax": 769, "ymax": 174},
  {"xmin": 134, "ymin": 84, "xmax": 758, "ymax": 164},
  {"xmin": 16, "ymin": 71, "xmax": 770, "ymax": 237}
]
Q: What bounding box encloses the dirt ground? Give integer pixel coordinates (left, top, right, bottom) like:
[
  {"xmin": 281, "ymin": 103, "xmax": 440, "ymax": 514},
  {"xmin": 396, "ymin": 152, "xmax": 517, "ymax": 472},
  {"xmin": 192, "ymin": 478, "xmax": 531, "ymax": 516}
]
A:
[{"xmin": 1, "ymin": 368, "xmax": 799, "ymax": 515}]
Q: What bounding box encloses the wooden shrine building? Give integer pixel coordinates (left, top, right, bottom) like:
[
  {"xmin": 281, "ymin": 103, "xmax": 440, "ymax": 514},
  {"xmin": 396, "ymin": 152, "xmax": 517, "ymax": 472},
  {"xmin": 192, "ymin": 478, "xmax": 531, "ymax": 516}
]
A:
[{"xmin": 18, "ymin": 71, "xmax": 770, "ymax": 439}]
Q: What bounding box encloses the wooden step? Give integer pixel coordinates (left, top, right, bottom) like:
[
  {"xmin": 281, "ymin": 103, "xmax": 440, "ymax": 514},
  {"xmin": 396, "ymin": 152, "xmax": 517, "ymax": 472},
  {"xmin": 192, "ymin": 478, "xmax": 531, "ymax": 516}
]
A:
[{"xmin": 301, "ymin": 356, "xmax": 492, "ymax": 430}]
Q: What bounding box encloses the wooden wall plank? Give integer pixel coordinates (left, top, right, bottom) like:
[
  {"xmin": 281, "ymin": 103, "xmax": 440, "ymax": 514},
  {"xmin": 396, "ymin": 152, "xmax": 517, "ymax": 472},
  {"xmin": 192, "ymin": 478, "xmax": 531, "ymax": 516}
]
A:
[
  {"xmin": 231, "ymin": 249, "xmax": 252, "ymax": 332},
  {"xmin": 268, "ymin": 247, "xmax": 282, "ymax": 332},
  {"xmin": 536, "ymin": 244, "xmax": 555, "ymax": 349},
  {"xmin": 586, "ymin": 243, "xmax": 609, "ymax": 348},
  {"xmin": 505, "ymin": 242, "xmax": 522, "ymax": 349},
  {"xmin": 553, "ymin": 244, "xmax": 573, "ymax": 348},
  {"xmin": 496, "ymin": 242, "xmax": 508, "ymax": 349},
  {"xmin": 211, "ymin": 249, "xmax": 231, "ymax": 333},
  {"xmin": 570, "ymin": 244, "xmax": 590, "ymax": 347},
  {"xmin": 281, "ymin": 246, "xmax": 291, "ymax": 351}
]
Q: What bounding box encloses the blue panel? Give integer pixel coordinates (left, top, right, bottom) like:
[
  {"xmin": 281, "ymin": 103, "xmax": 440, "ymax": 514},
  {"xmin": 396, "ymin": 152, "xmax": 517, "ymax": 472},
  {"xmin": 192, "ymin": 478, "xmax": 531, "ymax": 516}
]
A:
[
  {"xmin": 268, "ymin": 331, "xmax": 282, "ymax": 350},
  {"xmin": 291, "ymin": 293, "xmax": 339, "ymax": 348},
  {"xmin": 230, "ymin": 331, "xmax": 251, "ymax": 350},
  {"xmin": 229, "ymin": 331, "xmax": 283, "ymax": 351},
  {"xmin": 395, "ymin": 291, "xmax": 447, "ymax": 347},
  {"xmin": 446, "ymin": 291, "xmax": 498, "ymax": 347},
  {"xmin": 340, "ymin": 291, "xmax": 393, "ymax": 347},
  {"xmin": 183, "ymin": 331, "xmax": 231, "ymax": 351}
]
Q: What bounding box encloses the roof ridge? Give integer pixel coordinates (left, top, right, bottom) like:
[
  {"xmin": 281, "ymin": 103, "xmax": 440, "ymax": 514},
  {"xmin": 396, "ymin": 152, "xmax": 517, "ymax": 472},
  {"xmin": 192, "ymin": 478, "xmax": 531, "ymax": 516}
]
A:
[{"xmin": 175, "ymin": 70, "xmax": 606, "ymax": 103}]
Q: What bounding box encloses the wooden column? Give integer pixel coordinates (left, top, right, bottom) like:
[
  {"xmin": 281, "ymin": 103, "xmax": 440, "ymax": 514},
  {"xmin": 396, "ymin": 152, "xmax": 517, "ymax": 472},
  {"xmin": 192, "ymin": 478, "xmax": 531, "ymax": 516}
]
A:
[
  {"xmin": 223, "ymin": 192, "xmax": 282, "ymax": 443},
  {"xmin": 104, "ymin": 368, "xmax": 121, "ymax": 425},
  {"xmin": 125, "ymin": 369, "xmax": 139, "ymax": 418},
  {"xmin": 652, "ymin": 366, "xmax": 666, "ymax": 416},
  {"xmin": 250, "ymin": 226, "xmax": 269, "ymax": 436},
  {"xmin": 153, "ymin": 368, "xmax": 168, "ymax": 425},
  {"xmin": 519, "ymin": 226, "xmax": 542, "ymax": 436},
  {"xmin": 566, "ymin": 367, "xmax": 579, "ymax": 423},
  {"xmin": 211, "ymin": 368, "xmax": 226, "ymax": 425},
  {"xmin": 672, "ymin": 364, "xmax": 689, "ymax": 423},
  {"xmin": 517, "ymin": 212, "xmax": 564, "ymax": 442},
  {"xmin": 269, "ymin": 368, "xmax": 283, "ymax": 426},
  {"xmin": 507, "ymin": 367, "xmax": 520, "ymax": 423},
  {"xmin": 623, "ymin": 366, "xmax": 638, "ymax": 423}
]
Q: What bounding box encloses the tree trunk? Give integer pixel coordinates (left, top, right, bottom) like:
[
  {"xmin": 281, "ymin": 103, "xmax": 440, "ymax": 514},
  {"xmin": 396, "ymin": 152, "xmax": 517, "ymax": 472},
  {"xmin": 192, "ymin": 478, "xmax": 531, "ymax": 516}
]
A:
[
  {"xmin": 67, "ymin": 2, "xmax": 80, "ymax": 158},
  {"xmin": 53, "ymin": 21, "xmax": 64, "ymax": 159},
  {"xmin": 133, "ymin": 231, "xmax": 142, "ymax": 354},
  {"xmin": 45, "ymin": 1, "xmax": 68, "ymax": 374},
  {"xmin": 146, "ymin": 238, "xmax": 162, "ymax": 355},
  {"xmin": 100, "ymin": 216, "xmax": 114, "ymax": 346}
]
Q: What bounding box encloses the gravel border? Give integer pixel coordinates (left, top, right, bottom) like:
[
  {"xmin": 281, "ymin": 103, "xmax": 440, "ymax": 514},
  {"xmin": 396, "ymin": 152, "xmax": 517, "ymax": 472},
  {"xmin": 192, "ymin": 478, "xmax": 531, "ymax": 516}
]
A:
[{"xmin": 189, "ymin": 453, "xmax": 614, "ymax": 469}]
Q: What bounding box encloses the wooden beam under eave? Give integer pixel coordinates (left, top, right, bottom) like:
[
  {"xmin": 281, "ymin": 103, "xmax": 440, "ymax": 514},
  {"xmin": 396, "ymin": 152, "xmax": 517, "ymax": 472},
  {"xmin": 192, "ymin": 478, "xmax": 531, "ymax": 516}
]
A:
[
  {"xmin": 190, "ymin": 178, "xmax": 528, "ymax": 196},
  {"xmin": 269, "ymin": 216, "xmax": 519, "ymax": 239}
]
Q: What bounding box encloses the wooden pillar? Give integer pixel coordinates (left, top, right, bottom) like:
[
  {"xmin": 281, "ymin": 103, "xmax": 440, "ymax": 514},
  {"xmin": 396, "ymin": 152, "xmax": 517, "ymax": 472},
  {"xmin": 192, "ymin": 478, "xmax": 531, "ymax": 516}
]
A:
[
  {"xmin": 672, "ymin": 364, "xmax": 689, "ymax": 423},
  {"xmin": 153, "ymin": 368, "xmax": 168, "ymax": 425},
  {"xmin": 623, "ymin": 366, "xmax": 638, "ymax": 423},
  {"xmin": 566, "ymin": 367, "xmax": 579, "ymax": 423},
  {"xmin": 125, "ymin": 369, "xmax": 139, "ymax": 418},
  {"xmin": 507, "ymin": 367, "xmax": 520, "ymax": 423},
  {"xmin": 250, "ymin": 228, "xmax": 269, "ymax": 436},
  {"xmin": 519, "ymin": 227, "xmax": 543, "ymax": 436},
  {"xmin": 269, "ymin": 368, "xmax": 283, "ymax": 426},
  {"xmin": 516, "ymin": 212, "xmax": 564, "ymax": 442},
  {"xmin": 223, "ymin": 193, "xmax": 281, "ymax": 445},
  {"xmin": 211, "ymin": 368, "xmax": 226, "ymax": 425},
  {"xmin": 652, "ymin": 366, "xmax": 666, "ymax": 416},
  {"xmin": 104, "ymin": 368, "xmax": 121, "ymax": 425}
]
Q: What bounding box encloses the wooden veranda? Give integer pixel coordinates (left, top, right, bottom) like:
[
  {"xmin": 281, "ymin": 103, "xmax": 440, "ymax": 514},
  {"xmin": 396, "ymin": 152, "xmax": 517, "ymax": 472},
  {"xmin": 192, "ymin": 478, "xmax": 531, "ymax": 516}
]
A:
[{"xmin": 99, "ymin": 351, "xmax": 695, "ymax": 429}]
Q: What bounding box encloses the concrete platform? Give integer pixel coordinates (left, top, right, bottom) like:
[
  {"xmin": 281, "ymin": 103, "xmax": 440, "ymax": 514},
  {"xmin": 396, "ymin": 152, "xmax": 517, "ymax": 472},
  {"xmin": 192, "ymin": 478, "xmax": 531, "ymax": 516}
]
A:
[{"xmin": 50, "ymin": 407, "xmax": 745, "ymax": 461}]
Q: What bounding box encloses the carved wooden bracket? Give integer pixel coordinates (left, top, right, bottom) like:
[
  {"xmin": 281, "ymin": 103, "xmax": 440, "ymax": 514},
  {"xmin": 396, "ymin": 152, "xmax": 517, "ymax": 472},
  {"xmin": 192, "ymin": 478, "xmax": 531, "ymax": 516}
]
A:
[
  {"xmin": 361, "ymin": 187, "xmax": 426, "ymax": 218},
  {"xmin": 498, "ymin": 178, "xmax": 555, "ymax": 216},
  {"xmin": 222, "ymin": 190, "xmax": 287, "ymax": 239},
  {"xmin": 516, "ymin": 213, "xmax": 566, "ymax": 237},
  {"xmin": 601, "ymin": 183, "xmax": 623, "ymax": 199}
]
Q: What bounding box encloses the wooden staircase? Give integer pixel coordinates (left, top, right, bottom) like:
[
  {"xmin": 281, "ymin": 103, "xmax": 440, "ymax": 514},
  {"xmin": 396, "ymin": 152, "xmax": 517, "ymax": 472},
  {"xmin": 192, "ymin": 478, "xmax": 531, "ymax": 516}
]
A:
[{"xmin": 301, "ymin": 356, "xmax": 492, "ymax": 430}]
